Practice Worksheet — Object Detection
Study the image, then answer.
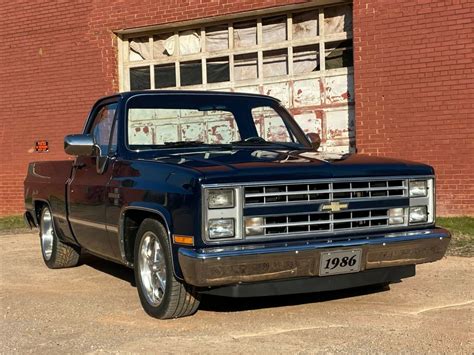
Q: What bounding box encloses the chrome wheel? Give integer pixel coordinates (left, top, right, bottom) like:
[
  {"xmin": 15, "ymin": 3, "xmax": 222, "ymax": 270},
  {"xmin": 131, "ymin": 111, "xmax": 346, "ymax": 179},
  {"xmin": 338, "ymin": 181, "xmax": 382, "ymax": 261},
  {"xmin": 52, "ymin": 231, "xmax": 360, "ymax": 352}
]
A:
[
  {"xmin": 40, "ymin": 209, "xmax": 54, "ymax": 261},
  {"xmin": 138, "ymin": 231, "xmax": 167, "ymax": 306}
]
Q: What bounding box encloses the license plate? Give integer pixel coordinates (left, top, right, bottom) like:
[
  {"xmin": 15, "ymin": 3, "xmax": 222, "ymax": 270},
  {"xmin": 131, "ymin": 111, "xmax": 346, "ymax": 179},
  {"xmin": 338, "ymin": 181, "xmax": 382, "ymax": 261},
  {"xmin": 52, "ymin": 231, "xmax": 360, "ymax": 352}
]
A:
[{"xmin": 319, "ymin": 249, "xmax": 362, "ymax": 276}]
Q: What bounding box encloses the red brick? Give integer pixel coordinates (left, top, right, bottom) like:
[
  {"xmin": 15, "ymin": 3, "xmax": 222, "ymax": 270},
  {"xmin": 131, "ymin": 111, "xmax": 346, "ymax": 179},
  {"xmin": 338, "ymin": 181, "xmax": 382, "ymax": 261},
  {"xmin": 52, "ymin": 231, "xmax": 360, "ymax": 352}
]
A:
[{"xmin": 354, "ymin": 0, "xmax": 474, "ymax": 216}]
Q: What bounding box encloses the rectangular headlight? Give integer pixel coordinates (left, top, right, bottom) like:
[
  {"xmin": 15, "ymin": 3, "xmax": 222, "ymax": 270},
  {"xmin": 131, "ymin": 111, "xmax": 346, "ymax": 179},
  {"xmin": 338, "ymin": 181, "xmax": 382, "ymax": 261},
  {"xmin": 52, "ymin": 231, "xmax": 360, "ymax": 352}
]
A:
[
  {"xmin": 409, "ymin": 180, "xmax": 427, "ymax": 197},
  {"xmin": 208, "ymin": 189, "xmax": 234, "ymax": 209},
  {"xmin": 388, "ymin": 208, "xmax": 405, "ymax": 225},
  {"xmin": 208, "ymin": 218, "xmax": 235, "ymax": 239},
  {"xmin": 245, "ymin": 217, "xmax": 264, "ymax": 236},
  {"xmin": 409, "ymin": 206, "xmax": 428, "ymax": 224}
]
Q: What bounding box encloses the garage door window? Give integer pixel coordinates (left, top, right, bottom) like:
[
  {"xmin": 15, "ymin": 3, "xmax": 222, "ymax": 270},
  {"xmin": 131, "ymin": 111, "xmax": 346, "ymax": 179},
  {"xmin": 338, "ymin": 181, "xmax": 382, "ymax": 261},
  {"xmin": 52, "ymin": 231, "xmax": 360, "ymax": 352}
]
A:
[{"xmin": 120, "ymin": 4, "xmax": 353, "ymax": 91}]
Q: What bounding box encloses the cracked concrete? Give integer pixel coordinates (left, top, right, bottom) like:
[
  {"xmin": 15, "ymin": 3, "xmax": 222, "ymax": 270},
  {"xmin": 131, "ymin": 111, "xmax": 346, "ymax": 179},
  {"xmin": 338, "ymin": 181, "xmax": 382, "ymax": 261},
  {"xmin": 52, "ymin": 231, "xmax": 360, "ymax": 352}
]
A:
[{"xmin": 1, "ymin": 232, "xmax": 473, "ymax": 353}]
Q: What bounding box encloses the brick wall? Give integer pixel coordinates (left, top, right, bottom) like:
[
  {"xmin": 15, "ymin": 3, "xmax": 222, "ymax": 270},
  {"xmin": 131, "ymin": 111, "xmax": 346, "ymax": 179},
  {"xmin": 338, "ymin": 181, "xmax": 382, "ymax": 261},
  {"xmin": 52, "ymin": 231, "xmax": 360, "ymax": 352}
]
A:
[
  {"xmin": 0, "ymin": 0, "xmax": 305, "ymax": 216},
  {"xmin": 353, "ymin": 0, "xmax": 474, "ymax": 216},
  {"xmin": 1, "ymin": 0, "xmax": 473, "ymax": 216}
]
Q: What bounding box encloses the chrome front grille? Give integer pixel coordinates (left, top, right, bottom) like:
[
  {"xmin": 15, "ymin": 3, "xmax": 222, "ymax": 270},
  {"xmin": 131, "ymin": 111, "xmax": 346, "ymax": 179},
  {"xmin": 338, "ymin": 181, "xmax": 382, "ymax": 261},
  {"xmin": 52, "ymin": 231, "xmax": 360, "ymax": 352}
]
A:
[
  {"xmin": 244, "ymin": 178, "xmax": 409, "ymax": 239},
  {"xmin": 244, "ymin": 179, "xmax": 407, "ymax": 205}
]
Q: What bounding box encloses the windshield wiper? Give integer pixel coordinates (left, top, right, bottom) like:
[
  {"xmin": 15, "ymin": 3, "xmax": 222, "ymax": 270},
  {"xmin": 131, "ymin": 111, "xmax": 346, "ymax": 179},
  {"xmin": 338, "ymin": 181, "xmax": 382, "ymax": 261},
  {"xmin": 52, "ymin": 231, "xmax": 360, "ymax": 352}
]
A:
[
  {"xmin": 232, "ymin": 137, "xmax": 298, "ymax": 150},
  {"xmin": 232, "ymin": 137, "xmax": 268, "ymax": 145},
  {"xmin": 164, "ymin": 140, "xmax": 206, "ymax": 147},
  {"xmin": 163, "ymin": 141, "xmax": 232, "ymax": 148}
]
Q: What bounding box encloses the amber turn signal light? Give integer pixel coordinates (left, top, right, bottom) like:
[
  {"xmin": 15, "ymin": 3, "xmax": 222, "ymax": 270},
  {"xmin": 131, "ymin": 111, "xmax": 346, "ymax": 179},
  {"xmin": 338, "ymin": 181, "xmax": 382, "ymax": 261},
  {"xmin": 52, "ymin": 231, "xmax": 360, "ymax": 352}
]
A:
[{"xmin": 173, "ymin": 234, "xmax": 194, "ymax": 246}]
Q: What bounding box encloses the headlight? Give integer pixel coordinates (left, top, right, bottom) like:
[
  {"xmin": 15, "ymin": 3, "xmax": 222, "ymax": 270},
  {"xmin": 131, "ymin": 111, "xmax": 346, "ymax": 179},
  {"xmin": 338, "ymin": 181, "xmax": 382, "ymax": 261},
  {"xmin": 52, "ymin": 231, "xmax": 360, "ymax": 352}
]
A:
[
  {"xmin": 409, "ymin": 206, "xmax": 428, "ymax": 223},
  {"xmin": 388, "ymin": 208, "xmax": 405, "ymax": 225},
  {"xmin": 245, "ymin": 217, "xmax": 264, "ymax": 236},
  {"xmin": 409, "ymin": 180, "xmax": 427, "ymax": 197},
  {"xmin": 208, "ymin": 218, "xmax": 235, "ymax": 239},
  {"xmin": 208, "ymin": 189, "xmax": 234, "ymax": 209},
  {"xmin": 203, "ymin": 186, "xmax": 242, "ymax": 242}
]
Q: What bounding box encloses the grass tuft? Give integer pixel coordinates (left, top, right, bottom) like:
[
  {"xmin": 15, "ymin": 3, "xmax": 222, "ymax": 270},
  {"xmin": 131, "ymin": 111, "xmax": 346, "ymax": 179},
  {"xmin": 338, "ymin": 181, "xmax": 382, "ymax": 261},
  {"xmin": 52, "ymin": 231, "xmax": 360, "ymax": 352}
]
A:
[
  {"xmin": 437, "ymin": 217, "xmax": 474, "ymax": 257},
  {"xmin": 0, "ymin": 215, "xmax": 26, "ymax": 232}
]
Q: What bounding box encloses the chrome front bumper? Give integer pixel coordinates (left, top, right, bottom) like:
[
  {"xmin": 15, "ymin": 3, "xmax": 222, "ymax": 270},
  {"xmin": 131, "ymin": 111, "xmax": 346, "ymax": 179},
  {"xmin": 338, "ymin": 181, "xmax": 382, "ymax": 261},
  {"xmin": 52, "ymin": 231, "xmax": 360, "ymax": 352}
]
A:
[{"xmin": 178, "ymin": 228, "xmax": 451, "ymax": 287}]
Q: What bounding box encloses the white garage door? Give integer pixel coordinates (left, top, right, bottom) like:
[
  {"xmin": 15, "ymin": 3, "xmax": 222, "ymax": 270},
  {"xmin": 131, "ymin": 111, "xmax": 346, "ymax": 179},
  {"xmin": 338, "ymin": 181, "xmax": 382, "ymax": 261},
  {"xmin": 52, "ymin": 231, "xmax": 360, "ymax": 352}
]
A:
[{"xmin": 119, "ymin": 3, "xmax": 354, "ymax": 153}]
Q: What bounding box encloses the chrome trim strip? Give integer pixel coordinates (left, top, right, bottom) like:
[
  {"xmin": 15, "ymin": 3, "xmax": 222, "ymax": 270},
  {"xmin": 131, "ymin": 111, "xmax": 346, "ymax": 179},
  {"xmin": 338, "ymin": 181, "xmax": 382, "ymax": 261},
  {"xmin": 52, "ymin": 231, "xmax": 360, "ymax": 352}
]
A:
[
  {"xmin": 107, "ymin": 225, "xmax": 119, "ymax": 233},
  {"xmin": 69, "ymin": 217, "xmax": 105, "ymax": 231},
  {"xmin": 68, "ymin": 217, "xmax": 119, "ymax": 234}
]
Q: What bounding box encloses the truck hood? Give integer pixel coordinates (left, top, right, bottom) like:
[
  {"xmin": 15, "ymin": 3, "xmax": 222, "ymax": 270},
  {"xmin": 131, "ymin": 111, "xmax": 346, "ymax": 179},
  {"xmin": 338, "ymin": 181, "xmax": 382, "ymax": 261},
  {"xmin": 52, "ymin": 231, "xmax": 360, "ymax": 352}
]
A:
[{"xmin": 145, "ymin": 148, "xmax": 434, "ymax": 184}]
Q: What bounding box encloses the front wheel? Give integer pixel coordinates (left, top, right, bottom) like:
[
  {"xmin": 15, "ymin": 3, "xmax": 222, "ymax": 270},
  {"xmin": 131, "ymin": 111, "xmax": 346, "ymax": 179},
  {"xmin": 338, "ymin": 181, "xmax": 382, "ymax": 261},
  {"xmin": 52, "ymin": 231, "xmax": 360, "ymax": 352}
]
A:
[
  {"xmin": 39, "ymin": 206, "xmax": 80, "ymax": 269},
  {"xmin": 134, "ymin": 219, "xmax": 200, "ymax": 319}
]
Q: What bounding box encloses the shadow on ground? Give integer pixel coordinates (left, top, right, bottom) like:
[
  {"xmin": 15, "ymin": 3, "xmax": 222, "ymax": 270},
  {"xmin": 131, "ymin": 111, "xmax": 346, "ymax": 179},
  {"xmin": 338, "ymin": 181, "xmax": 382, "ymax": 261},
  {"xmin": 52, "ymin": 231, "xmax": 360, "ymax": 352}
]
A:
[{"xmin": 79, "ymin": 252, "xmax": 392, "ymax": 314}]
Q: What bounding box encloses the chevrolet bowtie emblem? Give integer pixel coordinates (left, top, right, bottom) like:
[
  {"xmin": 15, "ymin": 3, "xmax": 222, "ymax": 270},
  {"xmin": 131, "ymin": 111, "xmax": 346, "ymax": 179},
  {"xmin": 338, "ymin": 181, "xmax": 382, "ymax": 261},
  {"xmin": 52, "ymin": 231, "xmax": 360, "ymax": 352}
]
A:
[{"xmin": 321, "ymin": 201, "xmax": 349, "ymax": 212}]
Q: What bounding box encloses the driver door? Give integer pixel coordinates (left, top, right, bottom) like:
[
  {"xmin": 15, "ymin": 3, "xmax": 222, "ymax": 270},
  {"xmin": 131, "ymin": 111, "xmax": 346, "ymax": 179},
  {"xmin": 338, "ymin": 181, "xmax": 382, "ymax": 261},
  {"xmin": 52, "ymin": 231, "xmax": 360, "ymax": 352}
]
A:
[{"xmin": 68, "ymin": 101, "xmax": 118, "ymax": 258}]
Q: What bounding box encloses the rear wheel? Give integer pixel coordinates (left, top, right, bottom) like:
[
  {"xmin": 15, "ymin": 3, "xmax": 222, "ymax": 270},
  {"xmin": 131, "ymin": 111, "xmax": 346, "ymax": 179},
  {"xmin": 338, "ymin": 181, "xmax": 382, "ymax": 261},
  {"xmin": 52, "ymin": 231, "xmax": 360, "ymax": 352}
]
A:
[
  {"xmin": 39, "ymin": 206, "xmax": 80, "ymax": 269},
  {"xmin": 134, "ymin": 218, "xmax": 200, "ymax": 319}
]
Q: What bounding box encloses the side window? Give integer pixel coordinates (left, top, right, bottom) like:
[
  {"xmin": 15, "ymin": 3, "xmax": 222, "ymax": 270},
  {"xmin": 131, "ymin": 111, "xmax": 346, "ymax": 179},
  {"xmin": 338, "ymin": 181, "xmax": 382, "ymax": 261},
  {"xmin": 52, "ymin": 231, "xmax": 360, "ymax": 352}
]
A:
[{"xmin": 88, "ymin": 103, "xmax": 118, "ymax": 156}]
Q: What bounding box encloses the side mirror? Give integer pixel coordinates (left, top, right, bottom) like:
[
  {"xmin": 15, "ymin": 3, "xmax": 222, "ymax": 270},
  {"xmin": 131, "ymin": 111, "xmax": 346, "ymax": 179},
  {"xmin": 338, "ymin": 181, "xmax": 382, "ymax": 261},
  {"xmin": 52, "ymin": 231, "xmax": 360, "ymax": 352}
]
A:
[
  {"xmin": 306, "ymin": 133, "xmax": 321, "ymax": 151},
  {"xmin": 64, "ymin": 134, "xmax": 97, "ymax": 156}
]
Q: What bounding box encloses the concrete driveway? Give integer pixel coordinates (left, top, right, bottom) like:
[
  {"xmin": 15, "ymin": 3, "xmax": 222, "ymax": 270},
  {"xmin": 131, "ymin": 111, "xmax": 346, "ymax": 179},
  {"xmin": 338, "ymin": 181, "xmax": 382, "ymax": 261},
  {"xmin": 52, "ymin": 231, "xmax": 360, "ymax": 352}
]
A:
[{"xmin": 1, "ymin": 232, "xmax": 472, "ymax": 353}]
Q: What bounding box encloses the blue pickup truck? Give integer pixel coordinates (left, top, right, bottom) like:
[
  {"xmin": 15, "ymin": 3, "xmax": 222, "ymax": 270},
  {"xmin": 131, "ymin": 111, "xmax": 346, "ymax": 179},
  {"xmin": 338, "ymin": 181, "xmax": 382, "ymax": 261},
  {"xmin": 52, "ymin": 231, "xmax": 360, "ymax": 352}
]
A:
[{"xmin": 24, "ymin": 91, "xmax": 450, "ymax": 319}]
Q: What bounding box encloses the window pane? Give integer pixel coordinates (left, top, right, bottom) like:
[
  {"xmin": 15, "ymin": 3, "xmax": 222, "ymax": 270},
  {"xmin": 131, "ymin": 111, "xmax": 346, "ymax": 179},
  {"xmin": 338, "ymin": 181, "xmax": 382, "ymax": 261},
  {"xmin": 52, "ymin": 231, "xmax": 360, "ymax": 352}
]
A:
[
  {"xmin": 324, "ymin": 5, "xmax": 352, "ymax": 34},
  {"xmin": 130, "ymin": 66, "xmax": 150, "ymax": 90},
  {"xmin": 294, "ymin": 45, "xmax": 319, "ymax": 74},
  {"xmin": 262, "ymin": 15, "xmax": 287, "ymax": 44},
  {"xmin": 129, "ymin": 37, "xmax": 151, "ymax": 61},
  {"xmin": 263, "ymin": 49, "xmax": 288, "ymax": 78},
  {"xmin": 293, "ymin": 11, "xmax": 318, "ymax": 39},
  {"xmin": 153, "ymin": 33, "xmax": 174, "ymax": 59},
  {"xmin": 252, "ymin": 106, "xmax": 292, "ymax": 143},
  {"xmin": 154, "ymin": 64, "xmax": 176, "ymax": 88},
  {"xmin": 234, "ymin": 21, "xmax": 257, "ymax": 48},
  {"xmin": 235, "ymin": 53, "xmax": 258, "ymax": 81},
  {"xmin": 207, "ymin": 57, "xmax": 229, "ymax": 83},
  {"xmin": 128, "ymin": 108, "xmax": 240, "ymax": 145},
  {"xmin": 89, "ymin": 103, "xmax": 118, "ymax": 155},
  {"xmin": 178, "ymin": 30, "xmax": 201, "ymax": 55},
  {"xmin": 180, "ymin": 61, "xmax": 202, "ymax": 86},
  {"xmin": 325, "ymin": 40, "xmax": 353, "ymax": 69},
  {"xmin": 206, "ymin": 25, "xmax": 228, "ymax": 51}
]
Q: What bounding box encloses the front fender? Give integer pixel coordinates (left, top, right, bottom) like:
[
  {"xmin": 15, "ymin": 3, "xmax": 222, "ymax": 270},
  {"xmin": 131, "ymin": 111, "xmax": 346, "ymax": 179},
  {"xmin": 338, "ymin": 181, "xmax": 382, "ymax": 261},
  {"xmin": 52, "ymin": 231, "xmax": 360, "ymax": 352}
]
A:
[{"xmin": 119, "ymin": 202, "xmax": 187, "ymax": 280}]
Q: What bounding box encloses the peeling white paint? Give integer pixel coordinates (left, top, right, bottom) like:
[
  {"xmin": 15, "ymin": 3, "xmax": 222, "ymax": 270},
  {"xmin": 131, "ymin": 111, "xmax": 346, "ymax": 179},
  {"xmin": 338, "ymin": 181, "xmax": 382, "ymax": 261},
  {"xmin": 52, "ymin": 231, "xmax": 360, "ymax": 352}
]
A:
[
  {"xmin": 325, "ymin": 74, "xmax": 354, "ymax": 104},
  {"xmin": 293, "ymin": 78, "xmax": 321, "ymax": 107}
]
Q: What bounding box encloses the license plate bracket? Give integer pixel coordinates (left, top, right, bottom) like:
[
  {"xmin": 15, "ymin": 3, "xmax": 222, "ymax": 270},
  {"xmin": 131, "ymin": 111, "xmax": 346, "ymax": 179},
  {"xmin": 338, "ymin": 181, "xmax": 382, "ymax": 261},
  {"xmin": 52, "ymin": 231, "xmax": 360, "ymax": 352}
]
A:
[{"xmin": 319, "ymin": 249, "xmax": 362, "ymax": 276}]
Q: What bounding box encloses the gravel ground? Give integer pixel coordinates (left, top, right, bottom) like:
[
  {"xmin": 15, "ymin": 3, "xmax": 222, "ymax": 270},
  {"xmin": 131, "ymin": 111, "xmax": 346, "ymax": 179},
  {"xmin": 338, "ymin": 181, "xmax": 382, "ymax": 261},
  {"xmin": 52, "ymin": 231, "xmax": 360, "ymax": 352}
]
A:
[{"xmin": 1, "ymin": 232, "xmax": 473, "ymax": 354}]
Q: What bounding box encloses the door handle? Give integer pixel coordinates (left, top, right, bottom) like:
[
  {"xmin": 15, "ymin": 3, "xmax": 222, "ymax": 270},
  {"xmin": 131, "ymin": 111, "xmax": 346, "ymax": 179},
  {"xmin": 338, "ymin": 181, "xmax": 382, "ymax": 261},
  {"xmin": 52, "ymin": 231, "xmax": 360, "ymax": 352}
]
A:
[{"xmin": 73, "ymin": 162, "xmax": 86, "ymax": 169}]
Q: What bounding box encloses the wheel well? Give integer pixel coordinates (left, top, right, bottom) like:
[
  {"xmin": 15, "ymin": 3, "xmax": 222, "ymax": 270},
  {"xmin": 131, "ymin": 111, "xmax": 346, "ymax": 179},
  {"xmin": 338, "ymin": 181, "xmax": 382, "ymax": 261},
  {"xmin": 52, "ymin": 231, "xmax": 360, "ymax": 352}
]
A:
[
  {"xmin": 34, "ymin": 201, "xmax": 48, "ymax": 222},
  {"xmin": 123, "ymin": 210, "xmax": 169, "ymax": 264}
]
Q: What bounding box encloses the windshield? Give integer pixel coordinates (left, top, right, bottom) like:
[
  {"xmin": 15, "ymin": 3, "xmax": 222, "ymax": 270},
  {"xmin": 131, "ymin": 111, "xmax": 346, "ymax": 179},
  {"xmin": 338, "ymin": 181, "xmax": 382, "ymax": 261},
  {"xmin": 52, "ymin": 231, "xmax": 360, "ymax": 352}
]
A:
[{"xmin": 125, "ymin": 93, "xmax": 311, "ymax": 150}]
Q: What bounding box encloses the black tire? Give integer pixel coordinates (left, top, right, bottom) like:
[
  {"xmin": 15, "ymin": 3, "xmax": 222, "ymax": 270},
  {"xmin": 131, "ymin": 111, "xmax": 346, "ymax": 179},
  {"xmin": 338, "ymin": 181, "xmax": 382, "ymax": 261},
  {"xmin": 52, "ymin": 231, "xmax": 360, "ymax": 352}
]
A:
[
  {"xmin": 134, "ymin": 218, "xmax": 200, "ymax": 319},
  {"xmin": 39, "ymin": 206, "xmax": 80, "ymax": 269}
]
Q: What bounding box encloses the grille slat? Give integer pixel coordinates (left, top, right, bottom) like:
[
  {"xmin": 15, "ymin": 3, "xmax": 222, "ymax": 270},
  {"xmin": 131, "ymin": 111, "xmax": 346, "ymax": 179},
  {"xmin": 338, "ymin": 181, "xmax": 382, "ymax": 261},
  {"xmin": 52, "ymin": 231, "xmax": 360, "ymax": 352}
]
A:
[
  {"xmin": 259, "ymin": 209, "xmax": 394, "ymax": 237},
  {"xmin": 261, "ymin": 214, "xmax": 388, "ymax": 229},
  {"xmin": 244, "ymin": 179, "xmax": 407, "ymax": 205}
]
